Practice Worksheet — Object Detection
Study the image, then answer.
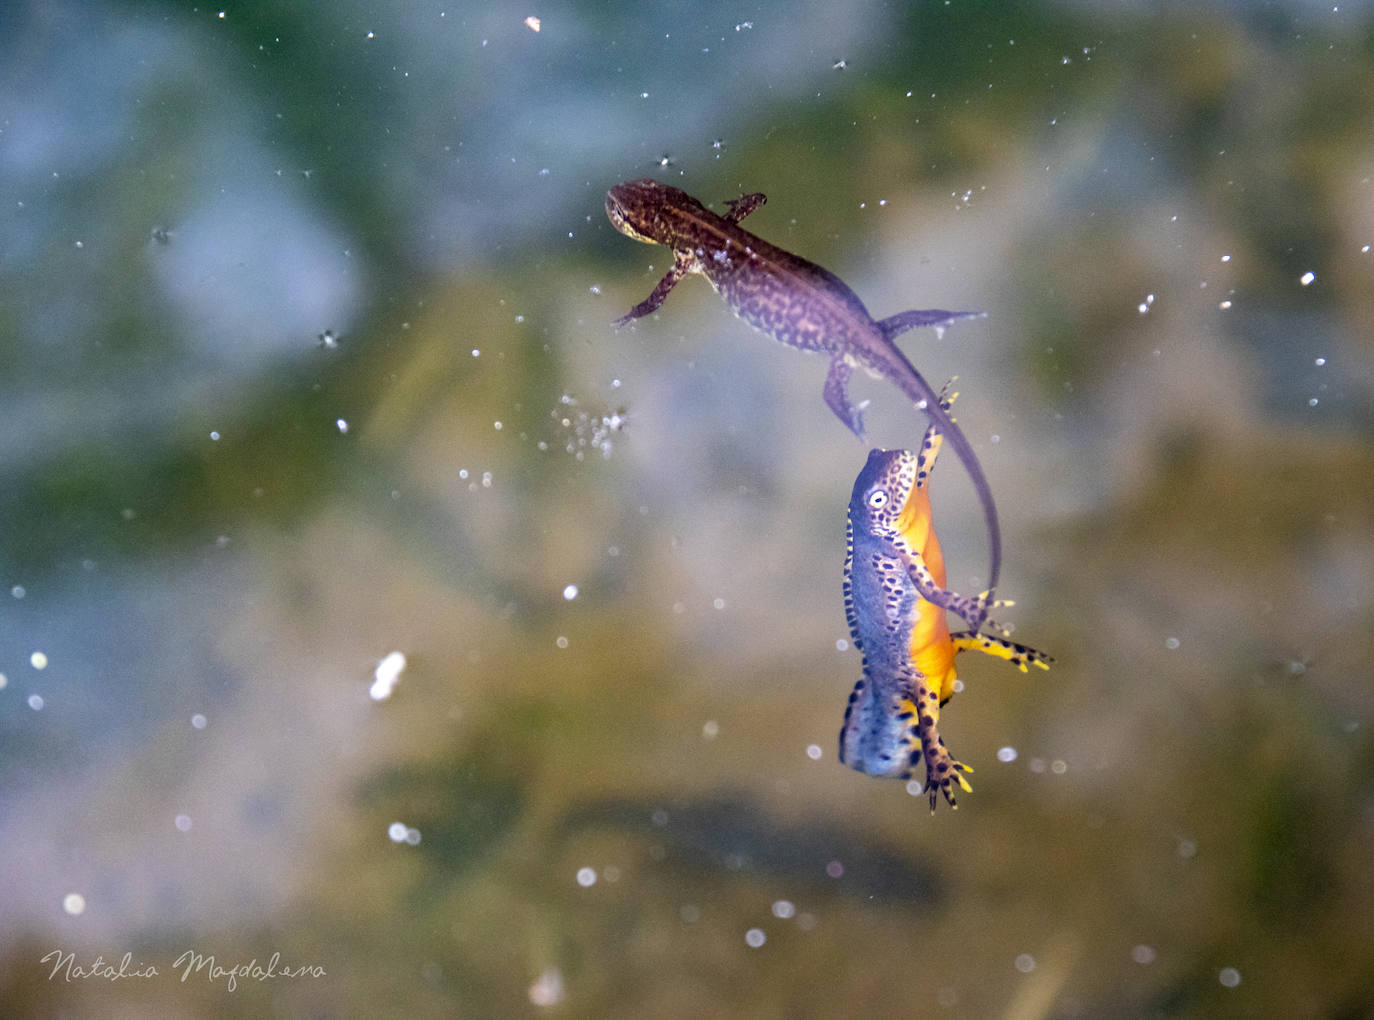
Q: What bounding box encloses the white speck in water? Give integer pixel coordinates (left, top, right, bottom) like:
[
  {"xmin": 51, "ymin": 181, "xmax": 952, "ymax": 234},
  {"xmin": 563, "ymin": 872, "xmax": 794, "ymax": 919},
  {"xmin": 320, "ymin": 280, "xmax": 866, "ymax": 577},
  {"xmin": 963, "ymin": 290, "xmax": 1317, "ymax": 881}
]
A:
[
  {"xmin": 1165, "ymin": 636, "xmax": 1180, "ymax": 650},
  {"xmin": 11, "ymin": 585, "xmax": 24, "ymax": 599},
  {"xmin": 370, "ymin": 651, "xmax": 407, "ymax": 701},
  {"xmin": 771, "ymin": 900, "xmax": 796, "ymax": 919},
  {"xmin": 482, "ymin": 472, "xmax": 493, "ymax": 488},
  {"xmin": 1137, "ymin": 293, "xmax": 1155, "ymax": 314},
  {"xmin": 835, "ymin": 638, "xmax": 848, "ymax": 651},
  {"xmin": 524, "ymin": 16, "xmax": 541, "ymax": 33},
  {"xmin": 1219, "ymin": 299, "xmax": 1233, "ymax": 310},
  {"xmin": 1219, "ymin": 967, "xmax": 1242, "ymax": 988},
  {"xmin": 404, "ymin": 828, "xmax": 421, "ymax": 845},
  {"xmin": 388, "ymin": 822, "xmax": 409, "ymax": 843},
  {"xmin": 1362, "ymin": 244, "xmax": 1371, "ymax": 254},
  {"xmin": 1015, "ymin": 954, "xmax": 1036, "ymax": 973},
  {"xmin": 191, "ymin": 713, "xmax": 207, "ymax": 729},
  {"xmin": 63, "ymin": 893, "xmax": 86, "ymax": 916},
  {"xmin": 1315, "ymin": 357, "xmax": 1326, "ymax": 366},
  {"xmin": 990, "ymin": 433, "xmax": 1001, "ymax": 444},
  {"xmin": 825, "ymin": 860, "xmax": 844, "ymax": 879},
  {"xmin": 712, "ymin": 597, "xmax": 725, "ymax": 610},
  {"xmin": 1132, "ymin": 944, "xmax": 1157, "ymax": 964},
  {"xmin": 175, "ymin": 814, "xmax": 193, "ymax": 832},
  {"xmin": 1300, "ymin": 271, "xmax": 1315, "ymax": 286},
  {"xmin": 528, "ymin": 968, "xmax": 563, "ymax": 1007},
  {"xmin": 209, "ymin": 431, "xmax": 220, "ymax": 441},
  {"xmin": 806, "ymin": 744, "xmax": 823, "ymax": 761},
  {"xmin": 0, "ymin": 674, "xmax": 7, "ymax": 689},
  {"xmin": 555, "ymin": 636, "xmax": 568, "ymax": 649},
  {"xmin": 639, "ymin": 91, "xmax": 649, "ymax": 99},
  {"xmin": 998, "ymin": 746, "xmax": 1018, "ymax": 762},
  {"xmin": 576, "ymin": 867, "xmax": 597, "ymax": 887},
  {"xmin": 471, "ymin": 348, "xmax": 480, "ymax": 357},
  {"xmin": 458, "ymin": 468, "xmax": 468, "ymax": 480},
  {"xmin": 1177, "ymin": 838, "xmax": 1197, "ymax": 859},
  {"xmin": 562, "ymin": 584, "xmax": 579, "ymax": 600},
  {"xmin": 1220, "ymin": 254, "xmax": 1231, "ymax": 262},
  {"xmin": 30, "ymin": 651, "xmax": 48, "ymax": 670},
  {"xmin": 493, "ymin": 420, "xmax": 503, "ymax": 431},
  {"xmin": 28, "ymin": 694, "xmax": 44, "ymax": 711},
  {"xmin": 336, "ymin": 418, "xmax": 349, "ymax": 434},
  {"xmin": 745, "ymin": 928, "xmax": 767, "ymax": 948},
  {"xmin": 702, "ymin": 719, "xmax": 719, "ymax": 740}
]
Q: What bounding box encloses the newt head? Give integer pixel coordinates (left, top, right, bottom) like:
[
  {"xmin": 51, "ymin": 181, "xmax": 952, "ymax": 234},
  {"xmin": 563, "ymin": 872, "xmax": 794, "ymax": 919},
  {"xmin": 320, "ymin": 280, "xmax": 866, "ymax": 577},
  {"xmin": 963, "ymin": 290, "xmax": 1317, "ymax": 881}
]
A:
[
  {"xmin": 605, "ymin": 178, "xmax": 695, "ymax": 245},
  {"xmin": 849, "ymin": 448, "xmax": 918, "ymax": 534}
]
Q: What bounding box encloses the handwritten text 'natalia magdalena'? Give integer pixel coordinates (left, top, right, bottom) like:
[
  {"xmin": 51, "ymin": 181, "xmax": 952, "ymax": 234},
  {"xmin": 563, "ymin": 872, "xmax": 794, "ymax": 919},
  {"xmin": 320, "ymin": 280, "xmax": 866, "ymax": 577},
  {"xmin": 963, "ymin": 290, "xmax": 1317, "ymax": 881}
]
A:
[{"xmin": 42, "ymin": 949, "xmax": 326, "ymax": 993}]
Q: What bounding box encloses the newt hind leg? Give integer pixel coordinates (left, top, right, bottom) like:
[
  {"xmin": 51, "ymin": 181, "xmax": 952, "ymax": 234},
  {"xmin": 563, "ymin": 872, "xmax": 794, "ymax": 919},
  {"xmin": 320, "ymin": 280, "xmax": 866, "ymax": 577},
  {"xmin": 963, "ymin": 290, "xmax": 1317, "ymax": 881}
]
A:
[
  {"xmin": 951, "ymin": 632, "xmax": 1054, "ymax": 673},
  {"xmin": 823, "ymin": 356, "xmax": 866, "ymax": 438},
  {"xmin": 900, "ymin": 675, "xmax": 972, "ymax": 811},
  {"xmin": 723, "ymin": 191, "xmax": 766, "ymax": 222}
]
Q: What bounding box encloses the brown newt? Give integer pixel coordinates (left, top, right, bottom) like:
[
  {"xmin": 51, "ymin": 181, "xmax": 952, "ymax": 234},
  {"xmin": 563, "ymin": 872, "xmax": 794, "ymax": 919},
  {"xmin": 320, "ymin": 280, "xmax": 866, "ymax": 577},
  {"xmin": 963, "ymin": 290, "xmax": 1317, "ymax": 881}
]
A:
[
  {"xmin": 606, "ymin": 178, "xmax": 1001, "ymax": 619},
  {"xmin": 841, "ymin": 383, "xmax": 1052, "ymax": 810}
]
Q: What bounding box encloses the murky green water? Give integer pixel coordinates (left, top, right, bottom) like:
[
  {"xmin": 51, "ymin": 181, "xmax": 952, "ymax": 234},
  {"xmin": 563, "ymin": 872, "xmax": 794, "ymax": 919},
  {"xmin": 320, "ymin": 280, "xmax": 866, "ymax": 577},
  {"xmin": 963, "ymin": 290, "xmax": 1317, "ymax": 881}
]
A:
[{"xmin": 3, "ymin": 2, "xmax": 1371, "ymax": 1016}]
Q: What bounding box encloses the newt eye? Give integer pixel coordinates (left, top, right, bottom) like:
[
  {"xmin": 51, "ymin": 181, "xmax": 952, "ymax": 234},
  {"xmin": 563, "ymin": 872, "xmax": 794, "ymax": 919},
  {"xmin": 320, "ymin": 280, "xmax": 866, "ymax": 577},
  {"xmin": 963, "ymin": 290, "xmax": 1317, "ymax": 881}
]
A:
[{"xmin": 867, "ymin": 489, "xmax": 889, "ymax": 509}]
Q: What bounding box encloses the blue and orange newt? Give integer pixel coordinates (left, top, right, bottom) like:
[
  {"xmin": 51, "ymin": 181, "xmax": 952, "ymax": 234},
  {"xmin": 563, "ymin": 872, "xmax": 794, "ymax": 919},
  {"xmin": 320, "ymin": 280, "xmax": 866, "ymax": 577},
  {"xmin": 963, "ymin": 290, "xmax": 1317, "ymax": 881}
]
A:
[
  {"xmin": 606, "ymin": 178, "xmax": 1001, "ymax": 625},
  {"xmin": 840, "ymin": 385, "xmax": 1052, "ymax": 810}
]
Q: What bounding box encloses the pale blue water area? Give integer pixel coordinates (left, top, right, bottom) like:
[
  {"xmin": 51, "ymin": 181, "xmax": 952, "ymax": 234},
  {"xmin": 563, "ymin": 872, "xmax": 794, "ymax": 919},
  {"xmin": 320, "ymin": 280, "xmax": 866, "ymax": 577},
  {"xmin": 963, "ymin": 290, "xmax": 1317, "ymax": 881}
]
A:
[{"xmin": 3, "ymin": 1, "xmax": 1372, "ymax": 1016}]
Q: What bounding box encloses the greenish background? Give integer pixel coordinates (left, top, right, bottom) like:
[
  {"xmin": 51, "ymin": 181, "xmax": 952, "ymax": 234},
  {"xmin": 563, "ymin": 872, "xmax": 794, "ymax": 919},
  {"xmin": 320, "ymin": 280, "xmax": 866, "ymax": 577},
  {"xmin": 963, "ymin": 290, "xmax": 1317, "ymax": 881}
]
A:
[{"xmin": 2, "ymin": 1, "xmax": 1371, "ymax": 1017}]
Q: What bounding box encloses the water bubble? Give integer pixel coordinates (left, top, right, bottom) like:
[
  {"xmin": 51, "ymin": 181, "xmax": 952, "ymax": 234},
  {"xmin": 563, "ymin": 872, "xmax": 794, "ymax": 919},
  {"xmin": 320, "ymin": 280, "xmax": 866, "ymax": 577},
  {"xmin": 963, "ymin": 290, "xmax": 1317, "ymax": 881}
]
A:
[
  {"xmin": 702, "ymin": 720, "xmax": 719, "ymax": 740},
  {"xmin": 555, "ymin": 636, "xmax": 569, "ymax": 649},
  {"xmin": 388, "ymin": 822, "xmax": 409, "ymax": 842},
  {"xmin": 1015, "ymin": 954, "xmax": 1036, "ymax": 973},
  {"xmin": 1131, "ymin": 945, "xmax": 1157, "ymax": 964},
  {"xmin": 528, "ymin": 968, "xmax": 563, "ymax": 1006},
  {"xmin": 562, "ymin": 584, "xmax": 579, "ymax": 600},
  {"xmin": 28, "ymin": 694, "xmax": 44, "ymax": 711},
  {"xmin": 1165, "ymin": 637, "xmax": 1180, "ymax": 650},
  {"xmin": 1299, "ymin": 271, "xmax": 1315, "ymax": 286},
  {"xmin": 11, "ymin": 585, "xmax": 24, "ymax": 599},
  {"xmin": 175, "ymin": 814, "xmax": 193, "ymax": 832},
  {"xmin": 191, "ymin": 714, "xmax": 207, "ymax": 729},
  {"xmin": 1314, "ymin": 357, "xmax": 1326, "ymax": 367},
  {"xmin": 825, "ymin": 860, "xmax": 844, "ymax": 879},
  {"xmin": 1219, "ymin": 967, "xmax": 1241, "ymax": 988},
  {"xmin": 712, "ymin": 597, "xmax": 725, "ymax": 610},
  {"xmin": 336, "ymin": 418, "xmax": 349, "ymax": 434},
  {"xmin": 0, "ymin": 674, "xmax": 7, "ymax": 689},
  {"xmin": 745, "ymin": 928, "xmax": 767, "ymax": 947},
  {"xmin": 30, "ymin": 651, "xmax": 48, "ymax": 670},
  {"xmin": 835, "ymin": 639, "xmax": 849, "ymax": 651},
  {"xmin": 806, "ymin": 744, "xmax": 823, "ymax": 760},
  {"xmin": 576, "ymin": 867, "xmax": 597, "ymax": 887},
  {"xmin": 771, "ymin": 900, "xmax": 796, "ymax": 919},
  {"xmin": 63, "ymin": 893, "xmax": 86, "ymax": 916},
  {"xmin": 997, "ymin": 746, "xmax": 1018, "ymax": 762},
  {"xmin": 370, "ymin": 651, "xmax": 407, "ymax": 701}
]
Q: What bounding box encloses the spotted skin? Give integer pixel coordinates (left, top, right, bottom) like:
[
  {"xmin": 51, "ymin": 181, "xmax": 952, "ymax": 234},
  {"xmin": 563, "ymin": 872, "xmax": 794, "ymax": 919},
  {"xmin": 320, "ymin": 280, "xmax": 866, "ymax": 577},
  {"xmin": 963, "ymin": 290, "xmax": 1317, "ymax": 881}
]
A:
[
  {"xmin": 606, "ymin": 178, "xmax": 1001, "ymax": 621},
  {"xmin": 839, "ymin": 387, "xmax": 1052, "ymax": 811}
]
